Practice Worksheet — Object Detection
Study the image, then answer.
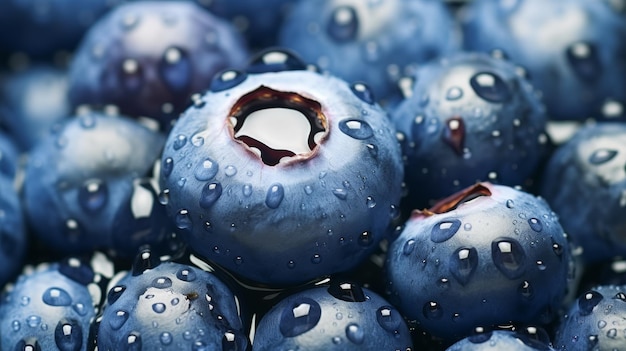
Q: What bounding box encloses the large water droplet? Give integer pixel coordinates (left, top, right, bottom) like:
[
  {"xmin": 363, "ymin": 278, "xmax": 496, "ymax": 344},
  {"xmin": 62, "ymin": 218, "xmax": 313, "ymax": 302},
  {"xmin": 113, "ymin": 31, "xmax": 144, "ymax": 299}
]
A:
[
  {"xmin": 162, "ymin": 157, "xmax": 174, "ymax": 177},
  {"xmin": 42, "ymin": 287, "xmax": 72, "ymax": 306},
  {"xmin": 175, "ymin": 209, "xmax": 192, "ymax": 230},
  {"xmin": 265, "ymin": 183, "xmax": 284, "ymax": 209},
  {"xmin": 210, "ymin": 70, "xmax": 248, "ymax": 92},
  {"xmin": 199, "ymin": 182, "xmax": 222, "ymax": 208},
  {"xmin": 431, "ymin": 219, "xmax": 461, "ymax": 243},
  {"xmin": 528, "ymin": 218, "xmax": 542, "ymax": 232},
  {"xmin": 109, "ymin": 310, "xmax": 129, "ymax": 330},
  {"xmin": 247, "ymin": 49, "xmax": 307, "ymax": 74},
  {"xmin": 449, "ymin": 247, "xmax": 478, "ymax": 285},
  {"xmin": 327, "ymin": 6, "xmax": 359, "ymax": 43},
  {"xmin": 351, "ymin": 82, "xmax": 375, "ymax": 104},
  {"xmin": 403, "ymin": 239, "xmax": 416, "ymax": 255},
  {"xmin": 491, "ymin": 238, "xmax": 527, "ymax": 279},
  {"xmin": 339, "ymin": 119, "xmax": 374, "ymax": 139},
  {"xmin": 152, "ymin": 303, "xmax": 166, "ymax": 314},
  {"xmin": 159, "ymin": 47, "xmax": 191, "ymax": 92},
  {"xmin": 589, "ymin": 148, "xmax": 618, "ymax": 165},
  {"xmin": 54, "ymin": 319, "xmax": 83, "ymax": 351},
  {"xmin": 578, "ymin": 290, "xmax": 603, "ymax": 316},
  {"xmin": 108, "ymin": 285, "xmax": 126, "ymax": 305},
  {"xmin": 470, "ymin": 72, "xmax": 511, "ymax": 103},
  {"xmin": 78, "ymin": 179, "xmax": 108, "ymax": 213},
  {"xmin": 345, "ymin": 323, "xmax": 364, "ymax": 344},
  {"xmin": 172, "ymin": 134, "xmax": 187, "ymax": 150},
  {"xmin": 194, "ymin": 158, "xmax": 219, "ymax": 181},
  {"xmin": 376, "ymin": 306, "xmax": 402, "ymax": 334},
  {"xmin": 328, "ymin": 282, "xmax": 366, "ymax": 302},
  {"xmin": 566, "ymin": 42, "xmax": 601, "ymax": 83},
  {"xmin": 279, "ymin": 298, "xmax": 322, "ymax": 337},
  {"xmin": 152, "ymin": 277, "xmax": 173, "ymax": 289}
]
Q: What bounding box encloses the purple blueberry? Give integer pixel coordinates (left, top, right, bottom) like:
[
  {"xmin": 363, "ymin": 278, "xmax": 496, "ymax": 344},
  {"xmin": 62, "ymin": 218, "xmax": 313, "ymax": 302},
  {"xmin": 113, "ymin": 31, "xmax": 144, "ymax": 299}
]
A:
[
  {"xmin": 251, "ymin": 280, "xmax": 413, "ymax": 350},
  {"xmin": 446, "ymin": 328, "xmax": 555, "ymax": 351},
  {"xmin": 391, "ymin": 52, "xmax": 550, "ymax": 208},
  {"xmin": 461, "ymin": 0, "xmax": 626, "ymax": 121},
  {"xmin": 22, "ymin": 111, "xmax": 179, "ymax": 257},
  {"xmin": 278, "ymin": 0, "xmax": 460, "ymax": 103},
  {"xmin": 67, "ymin": 1, "xmax": 250, "ymax": 130},
  {"xmin": 385, "ymin": 182, "xmax": 575, "ymax": 340},
  {"xmin": 159, "ymin": 53, "xmax": 404, "ymax": 287},
  {"xmin": 541, "ymin": 122, "xmax": 626, "ymax": 263},
  {"xmin": 96, "ymin": 255, "xmax": 248, "ymax": 350}
]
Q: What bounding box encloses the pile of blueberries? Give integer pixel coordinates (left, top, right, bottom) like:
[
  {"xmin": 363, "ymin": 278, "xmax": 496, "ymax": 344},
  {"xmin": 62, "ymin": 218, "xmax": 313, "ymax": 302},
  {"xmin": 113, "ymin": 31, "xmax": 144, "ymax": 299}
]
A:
[{"xmin": 0, "ymin": 0, "xmax": 625, "ymax": 350}]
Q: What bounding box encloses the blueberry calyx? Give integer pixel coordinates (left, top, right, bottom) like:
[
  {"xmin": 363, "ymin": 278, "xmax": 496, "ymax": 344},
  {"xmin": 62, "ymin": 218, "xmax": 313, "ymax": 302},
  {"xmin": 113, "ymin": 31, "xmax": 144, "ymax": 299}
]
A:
[
  {"xmin": 413, "ymin": 182, "xmax": 493, "ymax": 218},
  {"xmin": 228, "ymin": 86, "xmax": 328, "ymax": 166}
]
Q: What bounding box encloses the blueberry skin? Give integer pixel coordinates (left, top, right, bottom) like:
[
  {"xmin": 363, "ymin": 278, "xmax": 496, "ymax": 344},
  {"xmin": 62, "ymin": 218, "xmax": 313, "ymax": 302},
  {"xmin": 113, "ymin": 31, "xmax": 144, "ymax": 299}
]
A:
[
  {"xmin": 0, "ymin": 131, "xmax": 20, "ymax": 178},
  {"xmin": 278, "ymin": 0, "xmax": 460, "ymax": 103},
  {"xmin": 0, "ymin": 175, "xmax": 26, "ymax": 287},
  {"xmin": 0, "ymin": 64, "xmax": 70, "ymax": 151},
  {"xmin": 461, "ymin": 0, "xmax": 626, "ymax": 121},
  {"xmin": 67, "ymin": 1, "xmax": 249, "ymax": 130},
  {"xmin": 554, "ymin": 285, "xmax": 626, "ymax": 350},
  {"xmin": 252, "ymin": 281, "xmax": 413, "ymax": 350},
  {"xmin": 0, "ymin": 260, "xmax": 100, "ymax": 351},
  {"xmin": 385, "ymin": 182, "xmax": 574, "ymax": 341},
  {"xmin": 22, "ymin": 112, "xmax": 176, "ymax": 257},
  {"xmin": 97, "ymin": 260, "xmax": 248, "ymax": 351},
  {"xmin": 160, "ymin": 68, "xmax": 404, "ymax": 287},
  {"xmin": 541, "ymin": 122, "xmax": 626, "ymax": 263},
  {"xmin": 446, "ymin": 329, "xmax": 555, "ymax": 351},
  {"xmin": 0, "ymin": 0, "xmax": 123, "ymax": 58},
  {"xmin": 391, "ymin": 52, "xmax": 550, "ymax": 208}
]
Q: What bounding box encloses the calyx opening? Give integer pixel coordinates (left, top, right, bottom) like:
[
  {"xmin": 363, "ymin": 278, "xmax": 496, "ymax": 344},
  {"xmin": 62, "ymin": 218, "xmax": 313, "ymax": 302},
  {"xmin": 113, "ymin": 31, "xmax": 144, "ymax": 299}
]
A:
[{"xmin": 413, "ymin": 183, "xmax": 492, "ymax": 218}]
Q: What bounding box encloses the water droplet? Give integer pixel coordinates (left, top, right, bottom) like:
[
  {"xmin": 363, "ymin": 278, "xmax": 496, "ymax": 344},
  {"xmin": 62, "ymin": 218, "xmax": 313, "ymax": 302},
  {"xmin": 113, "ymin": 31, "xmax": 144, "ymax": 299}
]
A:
[
  {"xmin": 506, "ymin": 199, "xmax": 515, "ymax": 208},
  {"xmin": 351, "ymin": 82, "xmax": 375, "ymax": 104},
  {"xmin": 566, "ymin": 41, "xmax": 601, "ymax": 83},
  {"xmin": 403, "ymin": 239, "xmax": 416, "ymax": 255},
  {"xmin": 109, "ymin": 310, "xmax": 129, "ymax": 330},
  {"xmin": 365, "ymin": 196, "xmax": 376, "ymax": 208},
  {"xmin": 20, "ymin": 296, "xmax": 30, "ymax": 306},
  {"xmin": 598, "ymin": 320, "xmax": 607, "ymax": 329},
  {"xmin": 242, "ymin": 184, "xmax": 253, "ymax": 197},
  {"xmin": 173, "ymin": 134, "xmax": 187, "ymax": 150},
  {"xmin": 333, "ymin": 188, "xmax": 348, "ymax": 200},
  {"xmin": 528, "ymin": 218, "xmax": 542, "ymax": 232},
  {"xmin": 589, "ymin": 148, "xmax": 618, "ymax": 165},
  {"xmin": 265, "ymin": 183, "xmax": 284, "ymax": 209},
  {"xmin": 327, "ymin": 6, "xmax": 359, "ymax": 42},
  {"xmin": 279, "ymin": 298, "xmax": 322, "ymax": 337},
  {"xmin": 442, "ymin": 117, "xmax": 465, "ymax": 156},
  {"xmin": 120, "ymin": 58, "xmax": 143, "ymax": 93},
  {"xmin": 210, "ymin": 70, "xmax": 248, "ymax": 92},
  {"xmin": 446, "ymin": 87, "xmax": 463, "ymax": 100},
  {"xmin": 518, "ymin": 280, "xmax": 534, "ymax": 300},
  {"xmin": 491, "ymin": 238, "xmax": 527, "ymax": 279},
  {"xmin": 224, "ymin": 165, "xmax": 237, "ymax": 177},
  {"xmin": 287, "ymin": 260, "xmax": 296, "ymax": 269},
  {"xmin": 422, "ymin": 301, "xmax": 443, "ymax": 320},
  {"xmin": 449, "ymin": 247, "xmax": 478, "ymax": 285},
  {"xmin": 159, "ymin": 47, "xmax": 191, "ymax": 92},
  {"xmin": 12, "ymin": 320, "xmax": 20, "ymax": 332},
  {"xmin": 328, "ymin": 282, "xmax": 366, "ymax": 302},
  {"xmin": 470, "ymin": 72, "xmax": 511, "ymax": 103},
  {"xmin": 366, "ymin": 143, "xmax": 378, "ymax": 158},
  {"xmin": 345, "ymin": 323, "xmax": 364, "ymax": 344},
  {"xmin": 578, "ymin": 291, "xmax": 603, "ymax": 315},
  {"xmin": 132, "ymin": 248, "xmax": 160, "ymax": 275},
  {"xmin": 199, "ymin": 182, "xmax": 222, "ymax": 208},
  {"xmin": 607, "ymin": 328, "xmax": 618, "ymax": 338},
  {"xmin": 54, "ymin": 319, "xmax": 83, "ymax": 351},
  {"xmin": 194, "ymin": 158, "xmax": 219, "ymax": 181},
  {"xmin": 311, "ymin": 254, "xmax": 322, "ymax": 264},
  {"xmin": 175, "ymin": 209, "xmax": 192, "ymax": 230},
  {"xmin": 176, "ymin": 268, "xmax": 197, "ymax": 282},
  {"xmin": 160, "ymin": 332, "xmax": 173, "ymax": 345},
  {"xmin": 162, "ymin": 157, "xmax": 174, "ymax": 177},
  {"xmin": 463, "ymin": 223, "xmax": 472, "ymax": 231},
  {"xmin": 376, "ymin": 306, "xmax": 402, "ymax": 334},
  {"xmin": 431, "ymin": 219, "xmax": 461, "ymax": 243},
  {"xmin": 152, "ymin": 277, "xmax": 173, "ymax": 289},
  {"xmin": 126, "ymin": 332, "xmax": 142, "ymax": 349},
  {"xmin": 247, "ymin": 49, "xmax": 307, "ymax": 74},
  {"xmin": 339, "ymin": 119, "xmax": 374, "ymax": 139},
  {"xmin": 108, "ymin": 285, "xmax": 126, "ymax": 305},
  {"xmin": 42, "ymin": 287, "xmax": 72, "ymax": 306},
  {"xmin": 78, "ymin": 179, "xmax": 108, "ymax": 213},
  {"xmin": 152, "ymin": 303, "xmax": 166, "ymax": 313},
  {"xmin": 358, "ymin": 231, "xmax": 373, "ymax": 247}
]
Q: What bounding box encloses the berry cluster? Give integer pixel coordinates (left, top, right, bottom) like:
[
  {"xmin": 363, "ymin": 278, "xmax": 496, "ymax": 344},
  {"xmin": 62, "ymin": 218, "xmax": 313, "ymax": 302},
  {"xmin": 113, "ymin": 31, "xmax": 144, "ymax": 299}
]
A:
[{"xmin": 0, "ymin": 0, "xmax": 625, "ymax": 350}]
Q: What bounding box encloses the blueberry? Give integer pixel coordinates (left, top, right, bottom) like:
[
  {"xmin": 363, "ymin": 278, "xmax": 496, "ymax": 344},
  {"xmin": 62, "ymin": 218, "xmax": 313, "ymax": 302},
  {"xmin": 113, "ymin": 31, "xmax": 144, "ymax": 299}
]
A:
[
  {"xmin": 22, "ymin": 111, "xmax": 179, "ymax": 257},
  {"xmin": 251, "ymin": 280, "xmax": 413, "ymax": 350},
  {"xmin": 160, "ymin": 60, "xmax": 404, "ymax": 287},
  {"xmin": 446, "ymin": 328, "xmax": 555, "ymax": 351},
  {"xmin": 541, "ymin": 122, "xmax": 626, "ymax": 263},
  {"xmin": 391, "ymin": 52, "xmax": 550, "ymax": 209},
  {"xmin": 97, "ymin": 257, "xmax": 248, "ymax": 350},
  {"xmin": 385, "ymin": 182, "xmax": 575, "ymax": 341},
  {"xmin": 278, "ymin": 0, "xmax": 460, "ymax": 103},
  {"xmin": 461, "ymin": 0, "xmax": 626, "ymax": 121},
  {"xmin": 67, "ymin": 1, "xmax": 250, "ymax": 130},
  {"xmin": 0, "ymin": 175, "xmax": 27, "ymax": 287},
  {"xmin": 554, "ymin": 285, "xmax": 626, "ymax": 350}
]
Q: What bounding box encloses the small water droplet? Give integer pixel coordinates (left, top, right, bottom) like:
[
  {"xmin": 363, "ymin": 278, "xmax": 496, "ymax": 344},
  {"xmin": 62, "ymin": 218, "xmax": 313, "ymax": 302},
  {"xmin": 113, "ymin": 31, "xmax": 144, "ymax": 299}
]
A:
[
  {"xmin": 327, "ymin": 6, "xmax": 359, "ymax": 43},
  {"xmin": 279, "ymin": 298, "xmax": 322, "ymax": 337},
  {"xmin": 422, "ymin": 301, "xmax": 443, "ymax": 320},
  {"xmin": 442, "ymin": 117, "xmax": 465, "ymax": 156},
  {"xmin": 345, "ymin": 323, "xmax": 364, "ymax": 344},
  {"xmin": 339, "ymin": 119, "xmax": 374, "ymax": 139},
  {"xmin": 175, "ymin": 209, "xmax": 192, "ymax": 230},
  {"xmin": 162, "ymin": 157, "xmax": 174, "ymax": 177},
  {"xmin": 403, "ymin": 239, "xmax": 415, "ymax": 255},
  {"xmin": 333, "ymin": 188, "xmax": 348, "ymax": 200},
  {"xmin": 109, "ymin": 310, "xmax": 129, "ymax": 330},
  {"xmin": 78, "ymin": 179, "xmax": 108, "ymax": 213},
  {"xmin": 589, "ymin": 148, "xmax": 618, "ymax": 165},
  {"xmin": 446, "ymin": 86, "xmax": 463, "ymax": 100},
  {"xmin": 242, "ymin": 184, "xmax": 253, "ymax": 197},
  {"xmin": 199, "ymin": 182, "xmax": 222, "ymax": 208},
  {"xmin": 152, "ymin": 277, "xmax": 173, "ymax": 289},
  {"xmin": 160, "ymin": 332, "xmax": 173, "ymax": 345},
  {"xmin": 328, "ymin": 282, "xmax": 366, "ymax": 302},
  {"xmin": 431, "ymin": 219, "xmax": 461, "ymax": 243},
  {"xmin": 518, "ymin": 280, "xmax": 534, "ymax": 300},
  {"xmin": 42, "ymin": 287, "xmax": 72, "ymax": 306},
  {"xmin": 210, "ymin": 70, "xmax": 248, "ymax": 92},
  {"xmin": 194, "ymin": 158, "xmax": 219, "ymax": 181},
  {"xmin": 351, "ymin": 82, "xmax": 375, "ymax": 104},
  {"xmin": 265, "ymin": 183, "xmax": 284, "ymax": 209},
  {"xmin": 470, "ymin": 72, "xmax": 511, "ymax": 102},
  {"xmin": 365, "ymin": 196, "xmax": 376, "ymax": 208},
  {"xmin": 311, "ymin": 254, "xmax": 322, "ymax": 264},
  {"xmin": 578, "ymin": 291, "xmax": 603, "ymax": 315},
  {"xmin": 152, "ymin": 303, "xmax": 166, "ymax": 313},
  {"xmin": 173, "ymin": 134, "xmax": 187, "ymax": 150},
  {"xmin": 224, "ymin": 165, "xmax": 237, "ymax": 177},
  {"xmin": 11, "ymin": 320, "xmax": 20, "ymax": 332},
  {"xmin": 528, "ymin": 218, "xmax": 543, "ymax": 232},
  {"xmin": 376, "ymin": 306, "xmax": 402, "ymax": 334},
  {"xmin": 176, "ymin": 268, "xmax": 197, "ymax": 282},
  {"xmin": 506, "ymin": 199, "xmax": 515, "ymax": 208}
]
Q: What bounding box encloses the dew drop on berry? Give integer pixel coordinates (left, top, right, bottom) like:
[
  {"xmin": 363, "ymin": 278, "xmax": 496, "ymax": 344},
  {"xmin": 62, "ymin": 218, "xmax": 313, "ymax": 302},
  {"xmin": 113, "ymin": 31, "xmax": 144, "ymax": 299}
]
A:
[
  {"xmin": 376, "ymin": 306, "xmax": 402, "ymax": 334},
  {"xmin": 109, "ymin": 310, "xmax": 129, "ymax": 330},
  {"xmin": 578, "ymin": 290, "xmax": 603, "ymax": 316},
  {"xmin": 423, "ymin": 301, "xmax": 443, "ymax": 320},
  {"xmin": 247, "ymin": 49, "xmax": 307, "ymax": 74},
  {"xmin": 15, "ymin": 339, "xmax": 41, "ymax": 351},
  {"xmin": 160, "ymin": 332, "xmax": 173, "ymax": 345},
  {"xmin": 54, "ymin": 319, "xmax": 82, "ymax": 351},
  {"xmin": 338, "ymin": 119, "xmax": 374, "ymax": 139},
  {"xmin": 588, "ymin": 148, "xmax": 618, "ymax": 165},
  {"xmin": 346, "ymin": 323, "xmax": 365, "ymax": 344},
  {"xmin": 614, "ymin": 292, "xmax": 626, "ymax": 301},
  {"xmin": 446, "ymin": 87, "xmax": 463, "ymax": 101},
  {"xmin": 311, "ymin": 254, "xmax": 322, "ymax": 264},
  {"xmin": 210, "ymin": 70, "xmax": 248, "ymax": 92},
  {"xmin": 42, "ymin": 287, "xmax": 72, "ymax": 306},
  {"xmin": 159, "ymin": 47, "xmax": 191, "ymax": 93},
  {"xmin": 469, "ymin": 72, "xmax": 511, "ymax": 103},
  {"xmin": 366, "ymin": 143, "xmax": 378, "ymax": 158},
  {"xmin": 242, "ymin": 184, "xmax": 253, "ymax": 197},
  {"xmin": 162, "ymin": 157, "xmax": 174, "ymax": 177},
  {"xmin": 551, "ymin": 238, "xmax": 563, "ymax": 257},
  {"xmin": 333, "ymin": 188, "xmax": 348, "ymax": 200},
  {"xmin": 78, "ymin": 179, "xmax": 108, "ymax": 213},
  {"xmin": 327, "ymin": 6, "xmax": 359, "ymax": 43},
  {"xmin": 328, "ymin": 281, "xmax": 366, "ymax": 302},
  {"xmin": 172, "ymin": 134, "xmax": 187, "ymax": 150},
  {"xmin": 492, "ymin": 238, "xmax": 527, "ymax": 279},
  {"xmin": 132, "ymin": 248, "xmax": 160, "ymax": 275},
  {"xmin": 152, "ymin": 277, "xmax": 173, "ymax": 289},
  {"xmin": 351, "ymin": 82, "xmax": 375, "ymax": 104},
  {"xmin": 12, "ymin": 320, "xmax": 20, "ymax": 332},
  {"xmin": 403, "ymin": 239, "xmax": 416, "ymax": 256},
  {"xmin": 528, "ymin": 218, "xmax": 542, "ymax": 232},
  {"xmin": 506, "ymin": 199, "xmax": 515, "ymax": 208},
  {"xmin": 279, "ymin": 298, "xmax": 322, "ymax": 337},
  {"xmin": 566, "ymin": 42, "xmax": 601, "ymax": 83},
  {"xmin": 152, "ymin": 303, "xmax": 166, "ymax": 314},
  {"xmin": 59, "ymin": 257, "xmax": 94, "ymax": 285},
  {"xmin": 366, "ymin": 196, "xmax": 376, "ymax": 208},
  {"xmin": 119, "ymin": 58, "xmax": 143, "ymax": 93},
  {"xmin": 265, "ymin": 183, "xmax": 284, "ymax": 209},
  {"xmin": 431, "ymin": 219, "xmax": 461, "ymax": 243},
  {"xmin": 518, "ymin": 280, "xmax": 534, "ymax": 300},
  {"xmin": 126, "ymin": 332, "xmax": 142, "ymax": 350},
  {"xmin": 194, "ymin": 158, "xmax": 219, "ymax": 181},
  {"xmin": 468, "ymin": 329, "xmax": 493, "ymax": 344},
  {"xmin": 176, "ymin": 268, "xmax": 197, "ymax": 282},
  {"xmin": 222, "ymin": 330, "xmax": 245, "ymax": 351},
  {"xmin": 199, "ymin": 182, "xmax": 223, "ymax": 208},
  {"xmin": 175, "ymin": 209, "xmax": 192, "ymax": 230},
  {"xmin": 224, "ymin": 165, "xmax": 237, "ymax": 177},
  {"xmin": 449, "ymin": 247, "xmax": 478, "ymax": 285}
]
